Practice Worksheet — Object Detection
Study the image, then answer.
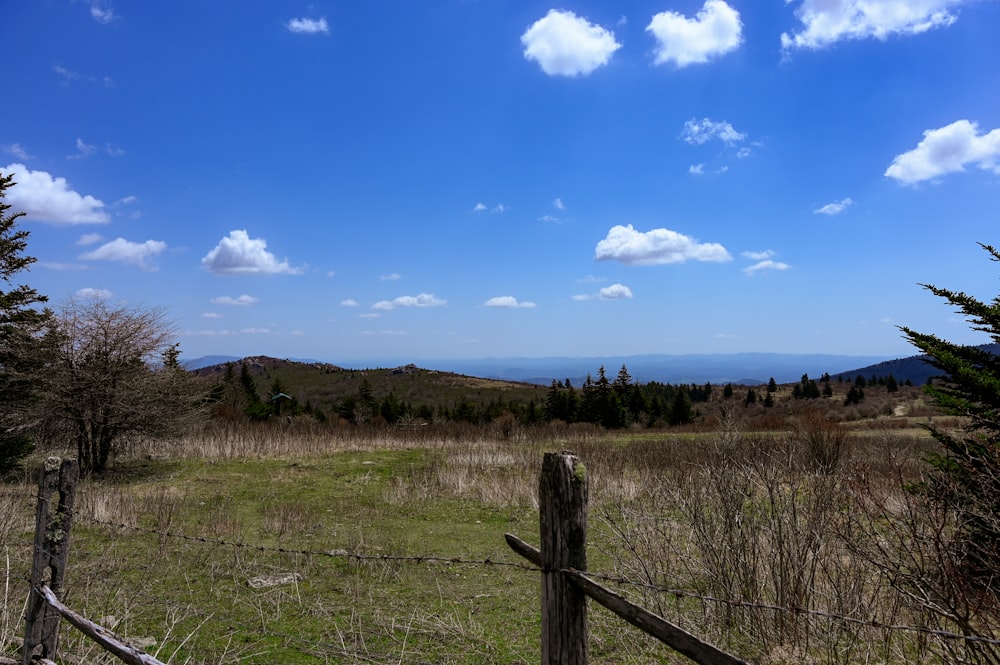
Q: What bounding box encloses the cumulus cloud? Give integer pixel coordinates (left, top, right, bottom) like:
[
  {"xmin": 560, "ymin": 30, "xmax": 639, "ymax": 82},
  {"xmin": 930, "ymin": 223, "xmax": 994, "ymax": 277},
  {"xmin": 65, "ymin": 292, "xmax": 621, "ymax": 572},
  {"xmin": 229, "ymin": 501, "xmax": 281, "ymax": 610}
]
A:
[
  {"xmin": 521, "ymin": 9, "xmax": 621, "ymax": 77},
  {"xmin": 782, "ymin": 0, "xmax": 965, "ymax": 52},
  {"xmin": 76, "ymin": 287, "xmax": 112, "ymax": 299},
  {"xmin": 885, "ymin": 120, "xmax": 1000, "ymax": 184},
  {"xmin": 553, "ymin": 198, "xmax": 565, "ymax": 210},
  {"xmin": 340, "ymin": 299, "xmax": 359, "ymax": 307},
  {"xmin": 372, "ymin": 293, "xmax": 446, "ymax": 311},
  {"xmin": 79, "ymin": 237, "xmax": 167, "ymax": 271},
  {"xmin": 484, "ymin": 296, "xmax": 537, "ymax": 309},
  {"xmin": 287, "ymin": 17, "xmax": 329, "ymax": 34},
  {"xmin": 595, "ymin": 224, "xmax": 732, "ymax": 265},
  {"xmin": 599, "ymin": 284, "xmax": 634, "ymax": 299},
  {"xmin": 201, "ymin": 230, "xmax": 302, "ymax": 275},
  {"xmin": 815, "ymin": 198, "xmax": 854, "ymax": 215},
  {"xmin": 647, "ymin": 1, "xmax": 743, "ymax": 67},
  {"xmin": 681, "ymin": 118, "xmax": 746, "ymax": 145},
  {"xmin": 211, "ymin": 294, "xmax": 259, "ymax": 306},
  {"xmin": 0, "ymin": 163, "xmax": 108, "ymax": 224},
  {"xmin": 689, "ymin": 164, "xmax": 705, "ymax": 175},
  {"xmin": 473, "ymin": 202, "xmax": 487, "ymax": 213}
]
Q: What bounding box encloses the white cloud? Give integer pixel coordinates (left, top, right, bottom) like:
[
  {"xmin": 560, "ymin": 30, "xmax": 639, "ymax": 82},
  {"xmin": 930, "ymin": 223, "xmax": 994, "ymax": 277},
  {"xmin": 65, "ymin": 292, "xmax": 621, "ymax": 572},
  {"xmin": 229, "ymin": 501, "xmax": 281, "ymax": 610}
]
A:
[
  {"xmin": 77, "ymin": 233, "xmax": 103, "ymax": 246},
  {"xmin": 473, "ymin": 202, "xmax": 487, "ymax": 212},
  {"xmin": 75, "ymin": 287, "xmax": 112, "ymax": 299},
  {"xmin": 782, "ymin": 0, "xmax": 966, "ymax": 51},
  {"xmin": 104, "ymin": 143, "xmax": 125, "ymax": 158},
  {"xmin": 521, "ymin": 9, "xmax": 621, "ymax": 77},
  {"xmin": 67, "ymin": 138, "xmax": 97, "ymax": 160},
  {"xmin": 599, "ymin": 284, "xmax": 634, "ymax": 299},
  {"xmin": 647, "ymin": 1, "xmax": 743, "ymax": 67},
  {"xmin": 211, "ymin": 294, "xmax": 259, "ymax": 306},
  {"xmin": 79, "ymin": 237, "xmax": 167, "ymax": 271},
  {"xmin": 3, "ymin": 144, "xmax": 31, "ymax": 160},
  {"xmin": 491, "ymin": 204, "xmax": 507, "ymax": 214},
  {"xmin": 379, "ymin": 272, "xmax": 402, "ymax": 281},
  {"xmin": 553, "ymin": 198, "xmax": 565, "ymax": 210},
  {"xmin": 689, "ymin": 163, "xmax": 705, "ymax": 175},
  {"xmin": 53, "ymin": 65, "xmax": 78, "ymax": 84},
  {"xmin": 287, "ymin": 17, "xmax": 330, "ymax": 34},
  {"xmin": 484, "ymin": 296, "xmax": 537, "ymax": 309},
  {"xmin": 744, "ymin": 260, "xmax": 791, "ymax": 275},
  {"xmin": 340, "ymin": 299, "xmax": 359, "ymax": 307},
  {"xmin": 538, "ymin": 215, "xmax": 559, "ymax": 223},
  {"xmin": 0, "ymin": 164, "xmax": 108, "ymax": 224},
  {"xmin": 372, "ymin": 293, "xmax": 446, "ymax": 311},
  {"xmin": 814, "ymin": 198, "xmax": 854, "ymax": 215},
  {"xmin": 885, "ymin": 120, "xmax": 1000, "ymax": 184},
  {"xmin": 572, "ymin": 294, "xmax": 593, "ymax": 301},
  {"xmin": 89, "ymin": 1, "xmax": 117, "ymax": 24},
  {"xmin": 201, "ymin": 230, "xmax": 302, "ymax": 275},
  {"xmin": 681, "ymin": 118, "xmax": 746, "ymax": 145},
  {"xmin": 595, "ymin": 224, "xmax": 732, "ymax": 265},
  {"xmin": 202, "ymin": 312, "xmax": 223, "ymax": 319},
  {"xmin": 240, "ymin": 328, "xmax": 271, "ymax": 335},
  {"xmin": 741, "ymin": 250, "xmax": 775, "ymax": 261}
]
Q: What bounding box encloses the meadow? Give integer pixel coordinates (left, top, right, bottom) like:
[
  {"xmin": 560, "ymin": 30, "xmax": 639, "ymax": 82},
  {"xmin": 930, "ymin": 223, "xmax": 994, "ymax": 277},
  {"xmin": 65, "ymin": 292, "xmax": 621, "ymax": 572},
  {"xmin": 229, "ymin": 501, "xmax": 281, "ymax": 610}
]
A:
[{"xmin": 3, "ymin": 389, "xmax": 996, "ymax": 664}]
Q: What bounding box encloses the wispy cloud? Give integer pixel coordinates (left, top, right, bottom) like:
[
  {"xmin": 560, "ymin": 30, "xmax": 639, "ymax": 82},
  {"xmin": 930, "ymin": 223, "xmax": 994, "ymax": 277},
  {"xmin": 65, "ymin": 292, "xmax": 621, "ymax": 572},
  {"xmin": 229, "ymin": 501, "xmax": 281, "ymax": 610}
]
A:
[
  {"xmin": 742, "ymin": 250, "xmax": 791, "ymax": 275},
  {"xmin": 379, "ymin": 273, "xmax": 402, "ymax": 281},
  {"xmin": 521, "ymin": 9, "xmax": 621, "ymax": 77},
  {"xmin": 79, "ymin": 237, "xmax": 167, "ymax": 271},
  {"xmin": 201, "ymin": 230, "xmax": 303, "ymax": 275},
  {"xmin": 211, "ymin": 294, "xmax": 259, "ymax": 306},
  {"xmin": 287, "ymin": 17, "xmax": 330, "ymax": 34},
  {"xmin": 681, "ymin": 118, "xmax": 746, "ymax": 145},
  {"xmin": 0, "ymin": 163, "xmax": 108, "ymax": 224},
  {"xmin": 88, "ymin": 1, "xmax": 117, "ymax": 24},
  {"xmin": 340, "ymin": 299, "xmax": 359, "ymax": 307},
  {"xmin": 647, "ymin": 1, "xmax": 743, "ymax": 67},
  {"xmin": 76, "ymin": 287, "xmax": 112, "ymax": 299},
  {"xmin": 885, "ymin": 120, "xmax": 1000, "ymax": 184},
  {"xmin": 595, "ymin": 224, "xmax": 731, "ymax": 266},
  {"xmin": 67, "ymin": 138, "xmax": 97, "ymax": 160},
  {"xmin": 814, "ymin": 198, "xmax": 854, "ymax": 215},
  {"xmin": 599, "ymin": 283, "xmax": 633, "ymax": 299},
  {"xmin": 3, "ymin": 144, "xmax": 31, "ymax": 160},
  {"xmin": 483, "ymin": 296, "xmax": 537, "ymax": 309},
  {"xmin": 372, "ymin": 293, "xmax": 446, "ymax": 311},
  {"xmin": 553, "ymin": 198, "xmax": 565, "ymax": 210}
]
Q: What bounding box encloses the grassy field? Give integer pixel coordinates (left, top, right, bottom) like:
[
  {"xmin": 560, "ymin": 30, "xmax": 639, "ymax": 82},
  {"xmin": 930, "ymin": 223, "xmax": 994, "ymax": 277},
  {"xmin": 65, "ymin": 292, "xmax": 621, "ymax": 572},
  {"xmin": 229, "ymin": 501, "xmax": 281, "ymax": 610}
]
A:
[{"xmin": 3, "ymin": 417, "xmax": 996, "ymax": 664}]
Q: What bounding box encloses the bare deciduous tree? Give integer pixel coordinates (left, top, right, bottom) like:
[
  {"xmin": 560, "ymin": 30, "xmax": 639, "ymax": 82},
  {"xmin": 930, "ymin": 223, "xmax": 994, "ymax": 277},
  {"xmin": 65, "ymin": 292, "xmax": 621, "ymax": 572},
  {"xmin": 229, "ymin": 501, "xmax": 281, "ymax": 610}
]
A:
[{"xmin": 37, "ymin": 298, "xmax": 204, "ymax": 474}]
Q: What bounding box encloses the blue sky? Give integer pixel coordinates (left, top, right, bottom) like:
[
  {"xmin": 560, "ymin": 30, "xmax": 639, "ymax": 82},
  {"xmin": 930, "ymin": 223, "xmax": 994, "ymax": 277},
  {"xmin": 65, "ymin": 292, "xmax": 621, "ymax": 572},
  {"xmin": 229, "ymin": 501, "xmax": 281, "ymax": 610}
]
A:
[{"xmin": 4, "ymin": 1, "xmax": 1000, "ymax": 364}]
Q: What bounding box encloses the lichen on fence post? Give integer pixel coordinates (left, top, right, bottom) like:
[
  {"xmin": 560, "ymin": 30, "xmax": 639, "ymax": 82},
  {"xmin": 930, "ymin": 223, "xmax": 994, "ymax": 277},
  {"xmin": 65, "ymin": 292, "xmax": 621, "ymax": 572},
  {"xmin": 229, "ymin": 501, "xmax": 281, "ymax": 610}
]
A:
[
  {"xmin": 22, "ymin": 456, "xmax": 78, "ymax": 665},
  {"xmin": 539, "ymin": 450, "xmax": 589, "ymax": 665}
]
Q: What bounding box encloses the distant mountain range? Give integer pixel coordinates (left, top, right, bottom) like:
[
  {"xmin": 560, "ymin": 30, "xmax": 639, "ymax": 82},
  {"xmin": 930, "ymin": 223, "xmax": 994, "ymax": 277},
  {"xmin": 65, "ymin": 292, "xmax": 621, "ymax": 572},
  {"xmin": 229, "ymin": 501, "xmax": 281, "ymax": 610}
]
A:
[{"xmin": 184, "ymin": 351, "xmax": 948, "ymax": 386}]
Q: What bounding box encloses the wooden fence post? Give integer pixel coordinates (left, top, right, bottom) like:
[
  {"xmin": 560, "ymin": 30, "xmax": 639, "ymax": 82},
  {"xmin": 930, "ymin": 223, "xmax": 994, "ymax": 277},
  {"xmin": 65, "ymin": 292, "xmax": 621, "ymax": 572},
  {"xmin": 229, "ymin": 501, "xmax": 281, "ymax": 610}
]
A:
[
  {"xmin": 22, "ymin": 457, "xmax": 79, "ymax": 665},
  {"xmin": 539, "ymin": 451, "xmax": 588, "ymax": 665}
]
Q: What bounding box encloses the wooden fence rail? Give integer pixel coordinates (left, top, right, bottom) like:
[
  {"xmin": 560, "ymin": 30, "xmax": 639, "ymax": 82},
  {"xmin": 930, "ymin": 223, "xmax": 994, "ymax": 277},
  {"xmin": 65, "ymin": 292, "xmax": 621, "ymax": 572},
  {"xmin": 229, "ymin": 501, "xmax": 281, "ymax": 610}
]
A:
[
  {"xmin": 506, "ymin": 450, "xmax": 750, "ymax": 665},
  {"xmin": 19, "ymin": 453, "xmax": 748, "ymax": 665}
]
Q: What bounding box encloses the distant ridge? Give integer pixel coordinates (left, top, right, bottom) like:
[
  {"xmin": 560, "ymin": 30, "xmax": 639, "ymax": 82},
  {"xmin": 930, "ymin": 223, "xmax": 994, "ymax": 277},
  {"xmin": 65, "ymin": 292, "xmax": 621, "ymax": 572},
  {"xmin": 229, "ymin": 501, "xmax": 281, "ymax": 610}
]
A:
[{"xmin": 832, "ymin": 343, "xmax": 1000, "ymax": 385}]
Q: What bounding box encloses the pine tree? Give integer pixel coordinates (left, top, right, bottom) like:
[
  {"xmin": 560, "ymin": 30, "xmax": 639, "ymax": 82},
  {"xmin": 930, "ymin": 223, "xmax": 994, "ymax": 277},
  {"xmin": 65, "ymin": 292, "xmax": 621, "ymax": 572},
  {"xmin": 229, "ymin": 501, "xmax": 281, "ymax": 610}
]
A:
[
  {"xmin": 900, "ymin": 243, "xmax": 1000, "ymax": 585},
  {"xmin": 0, "ymin": 172, "xmax": 52, "ymax": 472}
]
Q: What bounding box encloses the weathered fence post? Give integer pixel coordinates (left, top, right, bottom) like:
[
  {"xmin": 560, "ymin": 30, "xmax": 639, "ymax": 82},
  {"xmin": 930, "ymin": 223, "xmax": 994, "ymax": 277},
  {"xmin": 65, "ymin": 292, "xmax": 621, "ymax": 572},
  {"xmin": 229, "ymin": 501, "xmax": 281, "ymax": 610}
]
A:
[
  {"xmin": 22, "ymin": 457, "xmax": 78, "ymax": 665},
  {"xmin": 539, "ymin": 450, "xmax": 588, "ymax": 665}
]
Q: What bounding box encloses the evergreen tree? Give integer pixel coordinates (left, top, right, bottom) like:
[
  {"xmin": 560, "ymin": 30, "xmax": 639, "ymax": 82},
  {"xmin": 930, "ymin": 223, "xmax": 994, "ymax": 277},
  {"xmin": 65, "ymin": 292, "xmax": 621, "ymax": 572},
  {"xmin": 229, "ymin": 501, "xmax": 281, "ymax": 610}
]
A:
[
  {"xmin": 763, "ymin": 391, "xmax": 774, "ymax": 408},
  {"xmin": 723, "ymin": 383, "xmax": 734, "ymax": 399},
  {"xmin": 767, "ymin": 377, "xmax": 778, "ymax": 393},
  {"xmin": 744, "ymin": 388, "xmax": 757, "ymax": 406},
  {"xmin": 900, "ymin": 243, "xmax": 1000, "ymax": 585},
  {"xmin": 0, "ymin": 172, "xmax": 52, "ymax": 472}
]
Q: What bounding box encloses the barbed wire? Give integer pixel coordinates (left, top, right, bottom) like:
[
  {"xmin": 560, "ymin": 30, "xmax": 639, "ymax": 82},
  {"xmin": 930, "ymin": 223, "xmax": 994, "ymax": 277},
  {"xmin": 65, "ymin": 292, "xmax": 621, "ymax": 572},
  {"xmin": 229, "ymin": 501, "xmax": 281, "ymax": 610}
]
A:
[
  {"xmin": 24, "ymin": 494, "xmax": 1000, "ymax": 649},
  {"xmin": 48, "ymin": 499, "xmax": 541, "ymax": 574},
  {"xmin": 576, "ymin": 569, "xmax": 1000, "ymax": 647}
]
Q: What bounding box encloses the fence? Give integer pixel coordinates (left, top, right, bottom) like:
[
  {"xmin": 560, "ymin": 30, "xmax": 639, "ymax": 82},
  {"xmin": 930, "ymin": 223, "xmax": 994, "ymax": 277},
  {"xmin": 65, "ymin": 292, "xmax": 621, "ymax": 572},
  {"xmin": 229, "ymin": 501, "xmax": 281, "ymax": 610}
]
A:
[{"xmin": 14, "ymin": 452, "xmax": 1000, "ymax": 665}]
